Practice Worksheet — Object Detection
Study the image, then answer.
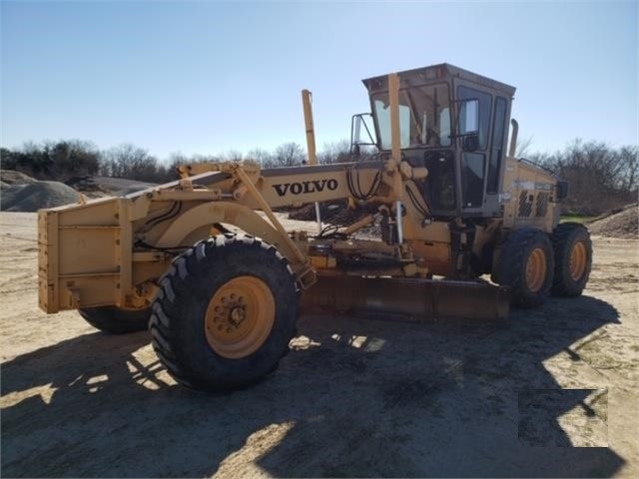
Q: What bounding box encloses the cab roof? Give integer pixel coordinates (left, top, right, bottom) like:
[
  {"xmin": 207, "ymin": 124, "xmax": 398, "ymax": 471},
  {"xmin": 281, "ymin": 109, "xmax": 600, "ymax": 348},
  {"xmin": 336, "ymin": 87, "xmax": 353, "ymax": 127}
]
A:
[{"xmin": 362, "ymin": 63, "xmax": 516, "ymax": 97}]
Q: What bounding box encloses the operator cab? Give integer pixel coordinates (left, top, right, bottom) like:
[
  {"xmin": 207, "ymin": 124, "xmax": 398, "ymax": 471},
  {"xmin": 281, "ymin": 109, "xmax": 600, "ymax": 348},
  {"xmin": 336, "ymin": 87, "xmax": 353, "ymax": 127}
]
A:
[{"xmin": 356, "ymin": 64, "xmax": 515, "ymax": 220}]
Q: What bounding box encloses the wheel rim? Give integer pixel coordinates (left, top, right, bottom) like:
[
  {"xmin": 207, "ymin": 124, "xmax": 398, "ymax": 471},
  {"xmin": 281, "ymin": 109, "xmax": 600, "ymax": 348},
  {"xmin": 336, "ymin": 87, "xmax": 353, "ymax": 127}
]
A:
[
  {"xmin": 525, "ymin": 247, "xmax": 547, "ymax": 293},
  {"xmin": 569, "ymin": 241, "xmax": 587, "ymax": 281},
  {"xmin": 204, "ymin": 276, "xmax": 275, "ymax": 359}
]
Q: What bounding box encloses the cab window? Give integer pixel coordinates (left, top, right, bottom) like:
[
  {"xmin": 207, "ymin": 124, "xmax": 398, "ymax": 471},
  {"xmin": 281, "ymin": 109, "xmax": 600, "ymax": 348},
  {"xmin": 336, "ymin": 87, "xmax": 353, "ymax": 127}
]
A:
[
  {"xmin": 462, "ymin": 152, "xmax": 485, "ymax": 207},
  {"xmin": 487, "ymin": 96, "xmax": 508, "ymax": 193},
  {"xmin": 374, "ymin": 99, "xmax": 411, "ymax": 148},
  {"xmin": 457, "ymin": 86, "xmax": 492, "ymax": 150},
  {"xmin": 372, "ymin": 83, "xmax": 452, "ymax": 150}
]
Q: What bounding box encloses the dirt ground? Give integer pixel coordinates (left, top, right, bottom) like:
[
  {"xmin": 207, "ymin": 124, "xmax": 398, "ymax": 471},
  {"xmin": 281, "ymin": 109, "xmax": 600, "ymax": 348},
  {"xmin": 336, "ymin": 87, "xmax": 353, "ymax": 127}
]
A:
[{"xmin": 1, "ymin": 212, "xmax": 638, "ymax": 478}]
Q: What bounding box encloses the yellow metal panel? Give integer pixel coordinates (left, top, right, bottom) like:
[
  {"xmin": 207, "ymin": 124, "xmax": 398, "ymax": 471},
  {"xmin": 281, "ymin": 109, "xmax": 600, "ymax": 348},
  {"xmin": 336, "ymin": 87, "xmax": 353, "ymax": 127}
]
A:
[
  {"xmin": 129, "ymin": 194, "xmax": 152, "ymax": 222},
  {"xmin": 38, "ymin": 210, "xmax": 59, "ymax": 313},
  {"xmin": 301, "ymin": 89, "xmax": 317, "ymax": 166},
  {"xmin": 388, "ymin": 73, "xmax": 401, "ymax": 166},
  {"xmin": 151, "ymin": 189, "xmax": 222, "ymax": 202},
  {"xmin": 503, "ymin": 158, "xmax": 557, "ymax": 232},
  {"xmin": 58, "ymin": 229, "xmax": 118, "ymax": 276},
  {"xmin": 408, "ymin": 239, "xmax": 452, "ymax": 277},
  {"xmin": 258, "ymin": 171, "xmax": 355, "ymax": 207},
  {"xmin": 234, "ymin": 166, "xmax": 309, "ymax": 266},
  {"xmin": 155, "ymin": 201, "xmax": 306, "ymax": 268},
  {"xmin": 402, "ymin": 217, "xmax": 450, "ymax": 243},
  {"xmin": 501, "ymin": 158, "xmax": 518, "ymax": 228},
  {"xmin": 117, "ymin": 198, "xmax": 133, "ymax": 307},
  {"xmin": 54, "ymin": 197, "xmax": 119, "ymax": 226},
  {"xmin": 60, "ymin": 276, "xmax": 120, "ymax": 309}
]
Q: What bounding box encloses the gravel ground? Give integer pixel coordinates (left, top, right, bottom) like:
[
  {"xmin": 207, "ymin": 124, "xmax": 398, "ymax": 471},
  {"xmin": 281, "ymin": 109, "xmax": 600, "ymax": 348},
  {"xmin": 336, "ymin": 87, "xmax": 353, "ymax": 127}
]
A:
[{"xmin": 1, "ymin": 212, "xmax": 637, "ymax": 478}]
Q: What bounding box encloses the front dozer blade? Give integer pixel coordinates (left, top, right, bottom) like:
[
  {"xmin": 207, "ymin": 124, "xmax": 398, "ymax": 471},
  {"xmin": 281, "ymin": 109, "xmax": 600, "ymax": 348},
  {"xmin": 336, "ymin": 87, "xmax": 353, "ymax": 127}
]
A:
[{"xmin": 301, "ymin": 276, "xmax": 510, "ymax": 322}]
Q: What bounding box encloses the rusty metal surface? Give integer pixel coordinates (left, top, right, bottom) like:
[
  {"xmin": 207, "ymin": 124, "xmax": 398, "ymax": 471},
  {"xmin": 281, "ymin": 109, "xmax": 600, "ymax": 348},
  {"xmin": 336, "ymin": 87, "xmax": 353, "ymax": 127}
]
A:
[{"xmin": 301, "ymin": 275, "xmax": 510, "ymax": 322}]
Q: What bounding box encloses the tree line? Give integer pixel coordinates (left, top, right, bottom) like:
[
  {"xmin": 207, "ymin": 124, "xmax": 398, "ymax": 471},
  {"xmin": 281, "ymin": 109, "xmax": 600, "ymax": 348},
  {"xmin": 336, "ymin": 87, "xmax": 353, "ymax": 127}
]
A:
[
  {"xmin": 1, "ymin": 138, "xmax": 636, "ymax": 215},
  {"xmin": 527, "ymin": 140, "xmax": 637, "ymax": 215},
  {"xmin": 0, "ymin": 139, "xmax": 354, "ymax": 185}
]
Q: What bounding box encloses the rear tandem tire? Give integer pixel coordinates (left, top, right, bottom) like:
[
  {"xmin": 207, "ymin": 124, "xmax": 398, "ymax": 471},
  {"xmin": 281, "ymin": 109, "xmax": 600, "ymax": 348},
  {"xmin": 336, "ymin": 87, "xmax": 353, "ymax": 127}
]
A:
[
  {"xmin": 79, "ymin": 307, "xmax": 151, "ymax": 334},
  {"xmin": 149, "ymin": 234, "xmax": 300, "ymax": 393},
  {"xmin": 494, "ymin": 228, "xmax": 555, "ymax": 309},
  {"xmin": 551, "ymin": 222, "xmax": 592, "ymax": 297}
]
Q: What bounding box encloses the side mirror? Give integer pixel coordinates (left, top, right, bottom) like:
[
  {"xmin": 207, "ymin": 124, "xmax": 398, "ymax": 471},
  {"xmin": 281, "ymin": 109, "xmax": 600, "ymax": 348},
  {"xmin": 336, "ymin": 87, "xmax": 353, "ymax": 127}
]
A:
[
  {"xmin": 353, "ymin": 115, "xmax": 364, "ymax": 145},
  {"xmin": 350, "ymin": 113, "xmax": 376, "ymax": 154}
]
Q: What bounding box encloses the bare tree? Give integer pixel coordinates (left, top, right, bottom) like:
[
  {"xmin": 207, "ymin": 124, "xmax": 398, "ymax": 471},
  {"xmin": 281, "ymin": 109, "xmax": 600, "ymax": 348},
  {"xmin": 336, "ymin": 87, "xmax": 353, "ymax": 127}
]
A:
[
  {"xmin": 246, "ymin": 148, "xmax": 273, "ymax": 167},
  {"xmin": 223, "ymin": 150, "xmax": 244, "ymax": 162},
  {"xmin": 618, "ymin": 145, "xmax": 638, "ymax": 193},
  {"xmin": 268, "ymin": 142, "xmax": 305, "ymax": 167},
  {"xmin": 540, "ymin": 139, "xmax": 637, "ymax": 215},
  {"xmin": 318, "ymin": 140, "xmax": 351, "ymax": 164},
  {"xmin": 103, "ymin": 144, "xmax": 160, "ymax": 182},
  {"xmin": 515, "ymin": 136, "xmax": 534, "ymax": 158}
]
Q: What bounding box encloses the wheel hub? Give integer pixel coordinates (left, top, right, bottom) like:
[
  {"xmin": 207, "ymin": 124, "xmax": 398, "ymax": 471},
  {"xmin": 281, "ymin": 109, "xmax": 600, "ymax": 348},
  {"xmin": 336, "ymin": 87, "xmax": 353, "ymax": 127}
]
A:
[
  {"xmin": 569, "ymin": 241, "xmax": 587, "ymax": 281},
  {"xmin": 525, "ymin": 247, "xmax": 547, "ymax": 293},
  {"xmin": 204, "ymin": 276, "xmax": 275, "ymax": 359},
  {"xmin": 229, "ymin": 306, "xmax": 246, "ymax": 326}
]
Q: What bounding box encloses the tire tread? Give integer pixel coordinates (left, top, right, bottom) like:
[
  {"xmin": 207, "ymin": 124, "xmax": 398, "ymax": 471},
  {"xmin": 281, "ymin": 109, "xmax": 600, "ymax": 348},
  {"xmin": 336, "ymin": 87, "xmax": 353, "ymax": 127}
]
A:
[
  {"xmin": 149, "ymin": 233, "xmax": 299, "ymax": 392},
  {"xmin": 551, "ymin": 222, "xmax": 592, "ymax": 296}
]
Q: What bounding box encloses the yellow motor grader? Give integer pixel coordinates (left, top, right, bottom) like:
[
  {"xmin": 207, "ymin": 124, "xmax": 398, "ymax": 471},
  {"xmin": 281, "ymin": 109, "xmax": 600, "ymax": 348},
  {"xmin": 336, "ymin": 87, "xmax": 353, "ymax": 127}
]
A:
[{"xmin": 37, "ymin": 64, "xmax": 592, "ymax": 391}]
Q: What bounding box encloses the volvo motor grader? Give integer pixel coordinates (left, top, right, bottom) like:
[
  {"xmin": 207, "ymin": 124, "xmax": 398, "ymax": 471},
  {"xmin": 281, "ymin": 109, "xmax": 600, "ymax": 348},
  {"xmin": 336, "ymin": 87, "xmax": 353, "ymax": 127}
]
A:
[{"xmin": 38, "ymin": 64, "xmax": 592, "ymax": 391}]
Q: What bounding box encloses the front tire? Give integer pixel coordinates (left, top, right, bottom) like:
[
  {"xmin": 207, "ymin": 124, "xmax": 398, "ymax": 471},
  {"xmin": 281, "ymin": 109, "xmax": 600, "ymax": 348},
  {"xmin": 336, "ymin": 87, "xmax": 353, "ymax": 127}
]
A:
[
  {"xmin": 494, "ymin": 228, "xmax": 554, "ymax": 308},
  {"xmin": 79, "ymin": 307, "xmax": 150, "ymax": 334},
  {"xmin": 551, "ymin": 223, "xmax": 592, "ymax": 297},
  {"xmin": 149, "ymin": 234, "xmax": 299, "ymax": 392}
]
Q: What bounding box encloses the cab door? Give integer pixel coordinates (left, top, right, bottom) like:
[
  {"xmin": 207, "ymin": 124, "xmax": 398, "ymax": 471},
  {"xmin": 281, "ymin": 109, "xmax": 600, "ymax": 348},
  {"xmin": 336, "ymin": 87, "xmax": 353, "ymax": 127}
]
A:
[
  {"xmin": 453, "ymin": 80, "xmax": 511, "ymax": 217},
  {"xmin": 454, "ymin": 81, "xmax": 493, "ymax": 215}
]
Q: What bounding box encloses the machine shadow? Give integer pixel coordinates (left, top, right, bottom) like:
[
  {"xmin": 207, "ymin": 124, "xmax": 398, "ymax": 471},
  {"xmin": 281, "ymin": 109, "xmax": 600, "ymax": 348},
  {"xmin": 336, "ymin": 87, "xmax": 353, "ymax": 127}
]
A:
[
  {"xmin": 258, "ymin": 294, "xmax": 625, "ymax": 477},
  {"xmin": 0, "ymin": 294, "xmax": 626, "ymax": 478},
  {"xmin": 1, "ymin": 330, "xmax": 277, "ymax": 477}
]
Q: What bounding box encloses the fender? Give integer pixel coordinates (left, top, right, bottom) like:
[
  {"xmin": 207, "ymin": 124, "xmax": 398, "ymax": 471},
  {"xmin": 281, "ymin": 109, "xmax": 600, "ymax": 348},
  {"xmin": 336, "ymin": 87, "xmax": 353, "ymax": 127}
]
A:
[{"xmin": 155, "ymin": 201, "xmax": 306, "ymax": 267}]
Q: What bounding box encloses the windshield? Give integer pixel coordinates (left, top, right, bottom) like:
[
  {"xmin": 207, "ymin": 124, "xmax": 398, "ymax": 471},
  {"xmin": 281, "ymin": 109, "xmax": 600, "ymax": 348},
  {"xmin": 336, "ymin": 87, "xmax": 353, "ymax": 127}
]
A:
[{"xmin": 372, "ymin": 83, "xmax": 451, "ymax": 150}]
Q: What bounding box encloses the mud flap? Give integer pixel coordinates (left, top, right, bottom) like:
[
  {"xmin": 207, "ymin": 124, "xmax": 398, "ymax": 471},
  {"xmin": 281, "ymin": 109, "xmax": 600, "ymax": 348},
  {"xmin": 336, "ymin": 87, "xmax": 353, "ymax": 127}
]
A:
[{"xmin": 301, "ymin": 276, "xmax": 510, "ymax": 322}]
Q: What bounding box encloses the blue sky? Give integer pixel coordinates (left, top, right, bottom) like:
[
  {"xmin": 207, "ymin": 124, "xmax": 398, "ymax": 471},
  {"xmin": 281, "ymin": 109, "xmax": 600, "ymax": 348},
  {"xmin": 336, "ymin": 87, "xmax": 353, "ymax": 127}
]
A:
[{"xmin": 1, "ymin": 1, "xmax": 637, "ymax": 159}]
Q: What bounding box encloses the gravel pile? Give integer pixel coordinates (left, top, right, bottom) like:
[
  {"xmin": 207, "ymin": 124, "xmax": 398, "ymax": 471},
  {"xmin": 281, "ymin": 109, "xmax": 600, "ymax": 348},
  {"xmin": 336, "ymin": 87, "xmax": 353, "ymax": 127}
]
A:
[
  {"xmin": 65, "ymin": 176, "xmax": 111, "ymax": 198},
  {"xmin": 1, "ymin": 181, "xmax": 81, "ymax": 212},
  {"xmin": 92, "ymin": 176, "xmax": 155, "ymax": 196},
  {"xmin": 588, "ymin": 204, "xmax": 638, "ymax": 239},
  {"xmin": 0, "ymin": 169, "xmax": 38, "ymax": 185}
]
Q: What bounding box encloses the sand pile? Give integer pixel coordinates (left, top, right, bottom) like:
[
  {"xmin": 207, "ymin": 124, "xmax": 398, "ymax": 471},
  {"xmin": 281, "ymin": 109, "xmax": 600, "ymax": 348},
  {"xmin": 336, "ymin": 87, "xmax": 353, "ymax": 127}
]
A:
[
  {"xmin": 1, "ymin": 180, "xmax": 81, "ymax": 212},
  {"xmin": 588, "ymin": 204, "xmax": 638, "ymax": 239}
]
